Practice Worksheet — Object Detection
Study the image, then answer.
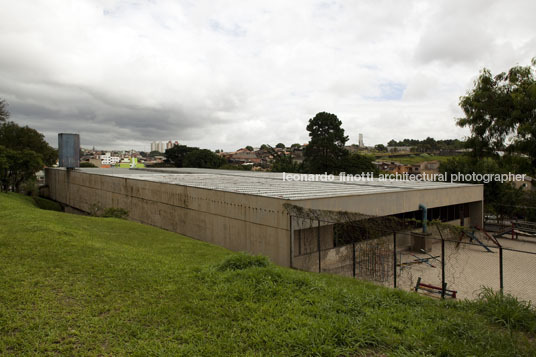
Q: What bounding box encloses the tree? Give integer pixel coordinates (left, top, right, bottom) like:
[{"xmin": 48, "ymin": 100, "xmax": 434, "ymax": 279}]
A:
[
  {"xmin": 457, "ymin": 58, "xmax": 536, "ymax": 166},
  {"xmin": 0, "ymin": 122, "xmax": 57, "ymax": 166},
  {"xmin": 0, "ymin": 98, "xmax": 9, "ymax": 123},
  {"xmin": 260, "ymin": 144, "xmax": 269, "ymax": 150},
  {"xmin": 245, "ymin": 146, "xmax": 254, "ymax": 151},
  {"xmin": 374, "ymin": 144, "xmax": 387, "ymax": 152},
  {"xmin": 164, "ymin": 145, "xmax": 198, "ymax": 167},
  {"xmin": 0, "ymin": 117, "xmax": 57, "ymax": 192},
  {"xmin": 148, "ymin": 151, "xmax": 163, "ymax": 157},
  {"xmin": 275, "ymin": 143, "xmax": 286, "ymax": 149},
  {"xmin": 440, "ymin": 156, "xmax": 525, "ymax": 221},
  {"xmin": 266, "ymin": 146, "xmax": 301, "ymax": 173},
  {"xmin": 304, "ymin": 112, "xmax": 349, "ymax": 174},
  {"xmin": 290, "ymin": 143, "xmax": 301, "ymax": 149},
  {"xmin": 0, "ymin": 146, "xmax": 43, "ymax": 192},
  {"xmin": 183, "ymin": 149, "xmax": 226, "ymax": 169},
  {"xmin": 341, "ymin": 153, "xmax": 378, "ymax": 175},
  {"xmin": 80, "ymin": 162, "xmax": 97, "ymax": 168}
]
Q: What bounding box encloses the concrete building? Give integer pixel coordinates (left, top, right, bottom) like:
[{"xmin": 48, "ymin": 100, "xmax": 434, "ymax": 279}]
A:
[
  {"xmin": 150, "ymin": 141, "xmax": 166, "ymax": 153},
  {"xmin": 100, "ymin": 153, "xmax": 121, "ymax": 166},
  {"xmin": 358, "ymin": 133, "xmax": 364, "ymax": 148},
  {"xmin": 44, "ymin": 167, "xmax": 483, "ymax": 268}
]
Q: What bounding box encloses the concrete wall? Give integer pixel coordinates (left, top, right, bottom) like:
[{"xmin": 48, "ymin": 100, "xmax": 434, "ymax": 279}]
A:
[
  {"xmin": 45, "ymin": 168, "xmax": 292, "ymax": 266},
  {"xmin": 45, "ymin": 168, "xmax": 484, "ymax": 269}
]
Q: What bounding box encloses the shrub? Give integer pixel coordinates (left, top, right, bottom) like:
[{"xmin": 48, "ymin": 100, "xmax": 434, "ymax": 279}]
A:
[
  {"xmin": 102, "ymin": 207, "xmax": 129, "ymax": 219},
  {"xmin": 216, "ymin": 253, "xmax": 270, "ymax": 271},
  {"xmin": 471, "ymin": 287, "xmax": 536, "ymax": 333},
  {"xmin": 80, "ymin": 162, "xmax": 97, "ymax": 168},
  {"xmin": 33, "ymin": 196, "xmax": 62, "ymax": 211}
]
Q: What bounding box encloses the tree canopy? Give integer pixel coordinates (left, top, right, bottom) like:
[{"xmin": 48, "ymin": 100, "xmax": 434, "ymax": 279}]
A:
[
  {"xmin": 457, "ymin": 58, "xmax": 536, "ymax": 166},
  {"xmin": 304, "ymin": 112, "xmax": 349, "ymax": 174},
  {"xmin": 0, "ymin": 107, "xmax": 57, "ymax": 192},
  {"xmin": 275, "ymin": 143, "xmax": 285, "ymax": 149},
  {"xmin": 386, "ymin": 138, "xmax": 464, "ymax": 152},
  {"xmin": 183, "ymin": 149, "xmax": 226, "ymax": 169},
  {"xmin": 165, "ymin": 145, "xmax": 225, "ymax": 169},
  {"xmin": 164, "ymin": 145, "xmax": 198, "ymax": 167},
  {"xmin": 0, "ymin": 122, "xmax": 57, "ymax": 166},
  {"xmin": 342, "ymin": 153, "xmax": 379, "ymax": 175},
  {"xmin": 374, "ymin": 144, "xmax": 387, "ymax": 152},
  {"xmin": 0, "ymin": 147, "xmax": 43, "ymax": 192}
]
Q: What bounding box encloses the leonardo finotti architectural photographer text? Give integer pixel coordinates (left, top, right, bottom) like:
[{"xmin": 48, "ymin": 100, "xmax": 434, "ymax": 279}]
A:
[{"xmin": 282, "ymin": 172, "xmax": 526, "ymax": 183}]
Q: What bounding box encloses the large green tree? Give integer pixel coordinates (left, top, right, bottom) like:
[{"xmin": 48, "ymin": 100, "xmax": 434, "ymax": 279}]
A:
[
  {"xmin": 440, "ymin": 156, "xmax": 525, "ymax": 221},
  {"xmin": 183, "ymin": 149, "xmax": 225, "ymax": 169},
  {"xmin": 0, "ymin": 109, "xmax": 57, "ymax": 192},
  {"xmin": 341, "ymin": 153, "xmax": 379, "ymax": 175},
  {"xmin": 0, "ymin": 147, "xmax": 43, "ymax": 192},
  {"xmin": 164, "ymin": 145, "xmax": 198, "ymax": 167},
  {"xmin": 304, "ymin": 112, "xmax": 349, "ymax": 174},
  {"xmin": 457, "ymin": 58, "xmax": 536, "ymax": 167},
  {"xmin": 0, "ymin": 122, "xmax": 57, "ymax": 166}
]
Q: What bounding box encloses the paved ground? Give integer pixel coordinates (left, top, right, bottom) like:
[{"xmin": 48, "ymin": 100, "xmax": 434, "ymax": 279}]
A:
[{"xmin": 397, "ymin": 235, "xmax": 536, "ymax": 302}]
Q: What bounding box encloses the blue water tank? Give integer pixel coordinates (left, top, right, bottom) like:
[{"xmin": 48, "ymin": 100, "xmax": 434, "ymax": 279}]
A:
[{"xmin": 58, "ymin": 133, "xmax": 80, "ymax": 168}]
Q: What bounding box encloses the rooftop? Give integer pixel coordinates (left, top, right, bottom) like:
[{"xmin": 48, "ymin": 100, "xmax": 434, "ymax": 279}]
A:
[{"xmin": 73, "ymin": 167, "xmax": 477, "ymax": 201}]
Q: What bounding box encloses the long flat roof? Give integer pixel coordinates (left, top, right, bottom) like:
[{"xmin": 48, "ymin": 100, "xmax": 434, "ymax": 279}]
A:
[{"xmin": 70, "ymin": 167, "xmax": 478, "ymax": 200}]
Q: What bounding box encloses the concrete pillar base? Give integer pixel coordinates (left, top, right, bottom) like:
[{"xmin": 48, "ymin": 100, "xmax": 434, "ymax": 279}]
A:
[{"xmin": 411, "ymin": 232, "xmax": 432, "ymax": 252}]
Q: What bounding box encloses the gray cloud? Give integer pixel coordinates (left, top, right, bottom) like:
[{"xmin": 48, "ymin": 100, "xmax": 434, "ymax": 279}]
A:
[{"xmin": 0, "ymin": 0, "xmax": 534, "ymax": 151}]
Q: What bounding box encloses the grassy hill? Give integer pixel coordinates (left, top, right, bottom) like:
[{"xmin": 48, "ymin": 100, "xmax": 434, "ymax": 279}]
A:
[{"xmin": 1, "ymin": 193, "xmax": 535, "ymax": 356}]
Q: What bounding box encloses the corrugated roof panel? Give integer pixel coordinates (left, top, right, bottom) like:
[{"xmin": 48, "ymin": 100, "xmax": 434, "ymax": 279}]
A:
[{"xmin": 75, "ymin": 167, "xmax": 477, "ymax": 200}]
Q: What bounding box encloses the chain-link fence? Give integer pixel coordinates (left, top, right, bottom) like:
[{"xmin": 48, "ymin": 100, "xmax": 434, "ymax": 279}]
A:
[{"xmin": 289, "ymin": 211, "xmax": 536, "ymax": 302}]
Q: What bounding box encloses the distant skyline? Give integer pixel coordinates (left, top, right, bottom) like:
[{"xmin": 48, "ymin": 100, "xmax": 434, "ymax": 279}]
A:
[{"xmin": 1, "ymin": 0, "xmax": 535, "ymax": 151}]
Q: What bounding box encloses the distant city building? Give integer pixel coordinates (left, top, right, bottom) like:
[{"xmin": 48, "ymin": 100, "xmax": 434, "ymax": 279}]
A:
[
  {"xmin": 358, "ymin": 133, "xmax": 364, "ymax": 148},
  {"xmin": 100, "ymin": 152, "xmax": 120, "ymax": 165},
  {"xmin": 151, "ymin": 140, "xmax": 179, "ymax": 153}
]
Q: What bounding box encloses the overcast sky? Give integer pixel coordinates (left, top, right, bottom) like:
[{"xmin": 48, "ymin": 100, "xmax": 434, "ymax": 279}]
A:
[{"xmin": 1, "ymin": 0, "xmax": 534, "ymax": 151}]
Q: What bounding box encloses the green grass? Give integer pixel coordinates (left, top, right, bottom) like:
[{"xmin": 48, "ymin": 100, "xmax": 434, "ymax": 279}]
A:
[
  {"xmin": 469, "ymin": 288, "xmax": 536, "ymax": 334},
  {"xmin": 1, "ymin": 193, "xmax": 535, "ymax": 356}
]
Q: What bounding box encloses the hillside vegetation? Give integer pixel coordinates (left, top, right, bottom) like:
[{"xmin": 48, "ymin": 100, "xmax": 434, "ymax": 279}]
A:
[{"xmin": 1, "ymin": 193, "xmax": 535, "ymax": 356}]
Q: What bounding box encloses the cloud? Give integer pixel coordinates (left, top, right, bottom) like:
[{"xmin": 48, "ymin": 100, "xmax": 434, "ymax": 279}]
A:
[{"xmin": 0, "ymin": 0, "xmax": 534, "ymax": 151}]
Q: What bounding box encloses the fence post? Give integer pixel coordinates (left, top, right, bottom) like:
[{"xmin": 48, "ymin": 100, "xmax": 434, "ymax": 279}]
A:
[
  {"xmin": 352, "ymin": 242, "xmax": 356, "ymax": 278},
  {"xmin": 393, "ymin": 232, "xmax": 397, "ymax": 288},
  {"xmin": 289, "ymin": 216, "xmax": 294, "ymax": 269},
  {"xmin": 499, "ymin": 246, "xmax": 504, "ymax": 292},
  {"xmin": 317, "ymin": 219, "xmax": 321, "ymax": 273},
  {"xmin": 441, "ymin": 236, "xmax": 446, "ymax": 299}
]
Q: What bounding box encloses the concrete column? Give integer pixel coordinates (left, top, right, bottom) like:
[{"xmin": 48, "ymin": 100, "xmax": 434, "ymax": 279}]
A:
[{"xmin": 468, "ymin": 201, "xmax": 483, "ymax": 228}]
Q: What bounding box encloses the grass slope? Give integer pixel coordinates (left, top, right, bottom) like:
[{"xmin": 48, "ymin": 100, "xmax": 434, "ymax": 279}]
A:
[{"xmin": 0, "ymin": 193, "xmax": 535, "ymax": 356}]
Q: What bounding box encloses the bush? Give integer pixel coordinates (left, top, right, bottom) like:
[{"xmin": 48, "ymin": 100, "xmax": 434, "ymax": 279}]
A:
[
  {"xmin": 102, "ymin": 207, "xmax": 129, "ymax": 219},
  {"xmin": 80, "ymin": 162, "xmax": 97, "ymax": 168},
  {"xmin": 216, "ymin": 253, "xmax": 271, "ymax": 271},
  {"xmin": 33, "ymin": 196, "xmax": 62, "ymax": 211},
  {"xmin": 470, "ymin": 287, "xmax": 536, "ymax": 333}
]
